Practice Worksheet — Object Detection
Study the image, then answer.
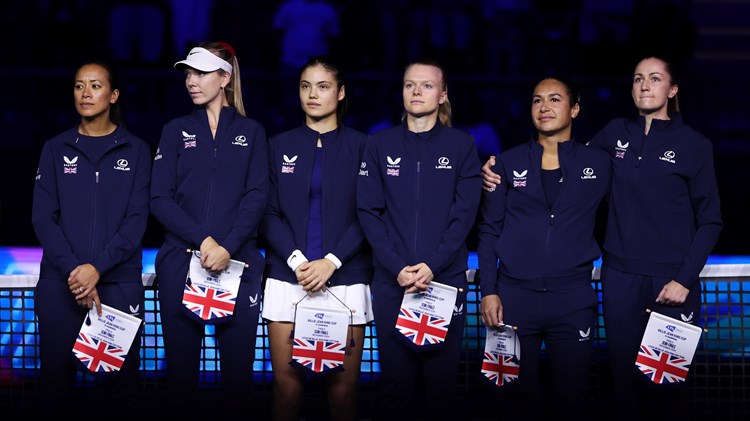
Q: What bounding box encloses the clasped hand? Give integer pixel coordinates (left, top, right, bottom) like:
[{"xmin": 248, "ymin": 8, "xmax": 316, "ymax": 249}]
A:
[
  {"xmin": 398, "ymin": 263, "xmax": 434, "ymax": 293},
  {"xmin": 68, "ymin": 263, "xmax": 102, "ymax": 315},
  {"xmin": 200, "ymin": 236, "xmax": 230, "ymax": 272},
  {"xmin": 296, "ymin": 259, "xmax": 336, "ymax": 293}
]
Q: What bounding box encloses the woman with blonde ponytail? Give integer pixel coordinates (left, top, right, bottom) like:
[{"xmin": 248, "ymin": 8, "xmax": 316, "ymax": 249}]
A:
[
  {"xmin": 150, "ymin": 41, "xmax": 268, "ymax": 414},
  {"xmin": 357, "ymin": 59, "xmax": 482, "ymax": 419}
]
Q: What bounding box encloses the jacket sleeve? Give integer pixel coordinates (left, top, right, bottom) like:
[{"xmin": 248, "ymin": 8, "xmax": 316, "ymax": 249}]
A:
[
  {"xmin": 260, "ymin": 136, "xmax": 299, "ymax": 260},
  {"xmin": 357, "ymin": 136, "xmax": 407, "ymax": 277},
  {"xmin": 150, "ymin": 123, "xmax": 209, "ymax": 247},
  {"xmin": 424, "ymin": 139, "xmax": 482, "ymax": 275},
  {"xmin": 329, "ymin": 214, "xmax": 367, "ymax": 265},
  {"xmin": 91, "ymin": 141, "xmax": 151, "ymax": 275},
  {"xmin": 328, "ymin": 139, "xmax": 368, "ymax": 264},
  {"xmin": 475, "ymin": 160, "xmax": 508, "ymax": 297},
  {"xmin": 31, "ymin": 142, "xmax": 79, "ymax": 276},
  {"xmin": 220, "ymin": 125, "xmax": 269, "ymax": 255},
  {"xmin": 586, "ymin": 122, "xmax": 611, "ymax": 153},
  {"xmin": 675, "ymin": 142, "xmax": 723, "ymax": 288}
]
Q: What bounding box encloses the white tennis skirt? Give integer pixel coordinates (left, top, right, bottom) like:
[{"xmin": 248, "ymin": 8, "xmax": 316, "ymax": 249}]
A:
[{"xmin": 261, "ymin": 277, "xmax": 374, "ymax": 325}]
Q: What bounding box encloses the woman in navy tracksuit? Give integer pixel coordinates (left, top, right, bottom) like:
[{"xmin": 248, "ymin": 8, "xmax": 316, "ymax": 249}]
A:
[
  {"xmin": 150, "ymin": 42, "xmax": 268, "ymax": 412},
  {"xmin": 261, "ymin": 57, "xmax": 373, "ymax": 420},
  {"xmin": 31, "ymin": 61, "xmax": 151, "ymax": 413},
  {"xmin": 477, "ymin": 77, "xmax": 610, "ymax": 417},
  {"xmin": 587, "ymin": 56, "xmax": 722, "ymax": 415},
  {"xmin": 357, "ymin": 60, "xmax": 481, "ymax": 420}
]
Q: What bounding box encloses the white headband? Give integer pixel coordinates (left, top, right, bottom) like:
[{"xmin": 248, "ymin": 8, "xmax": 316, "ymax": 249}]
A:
[{"xmin": 174, "ymin": 47, "xmax": 233, "ymax": 74}]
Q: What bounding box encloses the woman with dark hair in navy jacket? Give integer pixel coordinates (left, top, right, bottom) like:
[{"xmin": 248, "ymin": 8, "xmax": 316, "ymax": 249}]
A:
[
  {"xmin": 587, "ymin": 56, "xmax": 722, "ymax": 415},
  {"xmin": 477, "ymin": 77, "xmax": 611, "ymax": 417},
  {"xmin": 150, "ymin": 42, "xmax": 268, "ymax": 412},
  {"xmin": 261, "ymin": 56, "xmax": 373, "ymax": 421},
  {"xmin": 482, "ymin": 56, "xmax": 723, "ymax": 415},
  {"xmin": 31, "ymin": 61, "xmax": 151, "ymax": 413},
  {"xmin": 357, "ymin": 59, "xmax": 482, "ymax": 419}
]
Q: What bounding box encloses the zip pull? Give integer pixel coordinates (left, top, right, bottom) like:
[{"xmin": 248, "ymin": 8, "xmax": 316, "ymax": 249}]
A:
[{"xmin": 95, "ymin": 171, "xmax": 99, "ymax": 183}]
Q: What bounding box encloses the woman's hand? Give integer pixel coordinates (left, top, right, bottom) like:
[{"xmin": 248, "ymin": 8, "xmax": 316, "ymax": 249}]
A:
[
  {"xmin": 481, "ymin": 294, "xmax": 504, "ymax": 327},
  {"xmin": 69, "ymin": 263, "xmax": 100, "ymax": 300},
  {"xmin": 296, "ymin": 259, "xmax": 336, "ymax": 293},
  {"xmin": 656, "ymin": 280, "xmax": 689, "ymax": 306},
  {"xmin": 482, "ymin": 155, "xmax": 501, "ymax": 191},
  {"xmin": 404, "ymin": 263, "xmax": 433, "ymax": 293},
  {"xmin": 200, "ymin": 236, "xmax": 230, "ymax": 272},
  {"xmin": 78, "ymin": 286, "xmax": 103, "ymax": 316}
]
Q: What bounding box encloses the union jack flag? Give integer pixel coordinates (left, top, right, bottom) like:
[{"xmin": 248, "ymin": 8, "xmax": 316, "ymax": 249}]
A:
[
  {"xmin": 481, "ymin": 352, "xmax": 519, "ymax": 387},
  {"xmin": 292, "ymin": 339, "xmax": 345, "ymax": 373},
  {"xmin": 513, "ymin": 180, "xmax": 526, "ymax": 187},
  {"xmin": 395, "ymin": 308, "xmax": 449, "ymax": 346},
  {"xmin": 387, "ymin": 168, "xmax": 399, "ymax": 176},
  {"xmin": 635, "ymin": 345, "xmax": 690, "ymax": 384},
  {"xmin": 616, "ymin": 151, "xmax": 625, "ymax": 159},
  {"xmin": 64, "ymin": 167, "xmax": 77, "ymax": 174},
  {"xmin": 184, "ymin": 140, "xmax": 197, "ymax": 148},
  {"xmin": 182, "ymin": 283, "xmax": 236, "ymax": 321},
  {"xmin": 282, "ymin": 165, "xmax": 294, "ymax": 173},
  {"xmin": 73, "ymin": 332, "xmax": 127, "ymax": 372}
]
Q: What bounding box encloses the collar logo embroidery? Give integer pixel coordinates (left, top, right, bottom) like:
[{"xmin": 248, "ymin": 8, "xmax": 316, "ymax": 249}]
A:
[
  {"xmin": 114, "ymin": 159, "xmax": 131, "ymax": 172},
  {"xmin": 282, "ymin": 154, "xmax": 298, "ymax": 174},
  {"xmin": 232, "ymin": 135, "xmax": 248, "ymax": 147},
  {"xmin": 435, "ymin": 156, "xmax": 452, "ymax": 170},
  {"xmin": 182, "ymin": 131, "xmax": 197, "ymax": 148},
  {"xmin": 580, "ymin": 167, "xmax": 597, "ymax": 180},
  {"xmin": 512, "ymin": 169, "xmax": 527, "ymax": 187},
  {"xmin": 615, "ymin": 139, "xmax": 629, "ymax": 159},
  {"xmin": 387, "ymin": 156, "xmax": 401, "ymax": 176},
  {"xmin": 63, "ymin": 155, "xmax": 78, "ymax": 174},
  {"xmin": 659, "ymin": 150, "xmax": 677, "ymax": 164}
]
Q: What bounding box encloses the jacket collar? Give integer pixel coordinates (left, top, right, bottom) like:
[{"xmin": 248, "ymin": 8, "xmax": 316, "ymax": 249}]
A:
[
  {"xmin": 298, "ymin": 123, "xmax": 341, "ymax": 145},
  {"xmin": 636, "ymin": 112, "xmax": 683, "ymax": 132},
  {"xmin": 403, "ymin": 120, "xmax": 442, "ymax": 142},
  {"xmin": 66, "ymin": 124, "xmax": 127, "ymax": 146}
]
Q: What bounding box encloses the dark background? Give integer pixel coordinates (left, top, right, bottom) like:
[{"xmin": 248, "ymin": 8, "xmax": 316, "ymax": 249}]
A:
[{"xmin": 0, "ymin": 0, "xmax": 747, "ymax": 255}]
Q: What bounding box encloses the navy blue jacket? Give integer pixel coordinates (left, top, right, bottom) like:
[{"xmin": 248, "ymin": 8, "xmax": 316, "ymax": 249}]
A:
[
  {"xmin": 150, "ymin": 106, "xmax": 268, "ymax": 267},
  {"xmin": 32, "ymin": 126, "xmax": 151, "ymax": 283},
  {"xmin": 262, "ymin": 124, "xmax": 373, "ymax": 286},
  {"xmin": 357, "ymin": 122, "xmax": 482, "ymax": 288},
  {"xmin": 587, "ymin": 114, "xmax": 722, "ymax": 288},
  {"xmin": 476, "ymin": 139, "xmax": 611, "ymax": 295}
]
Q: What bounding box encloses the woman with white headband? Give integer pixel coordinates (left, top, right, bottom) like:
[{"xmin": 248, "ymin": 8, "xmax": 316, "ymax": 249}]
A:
[{"xmin": 150, "ymin": 41, "xmax": 268, "ymax": 413}]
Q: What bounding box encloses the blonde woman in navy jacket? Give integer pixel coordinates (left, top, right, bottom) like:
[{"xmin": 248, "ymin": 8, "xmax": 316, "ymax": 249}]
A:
[
  {"xmin": 261, "ymin": 56, "xmax": 373, "ymax": 421},
  {"xmin": 477, "ymin": 77, "xmax": 611, "ymax": 417},
  {"xmin": 150, "ymin": 42, "xmax": 268, "ymax": 412},
  {"xmin": 357, "ymin": 60, "xmax": 481, "ymax": 420},
  {"xmin": 587, "ymin": 56, "xmax": 722, "ymax": 415},
  {"xmin": 31, "ymin": 61, "xmax": 151, "ymax": 413}
]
